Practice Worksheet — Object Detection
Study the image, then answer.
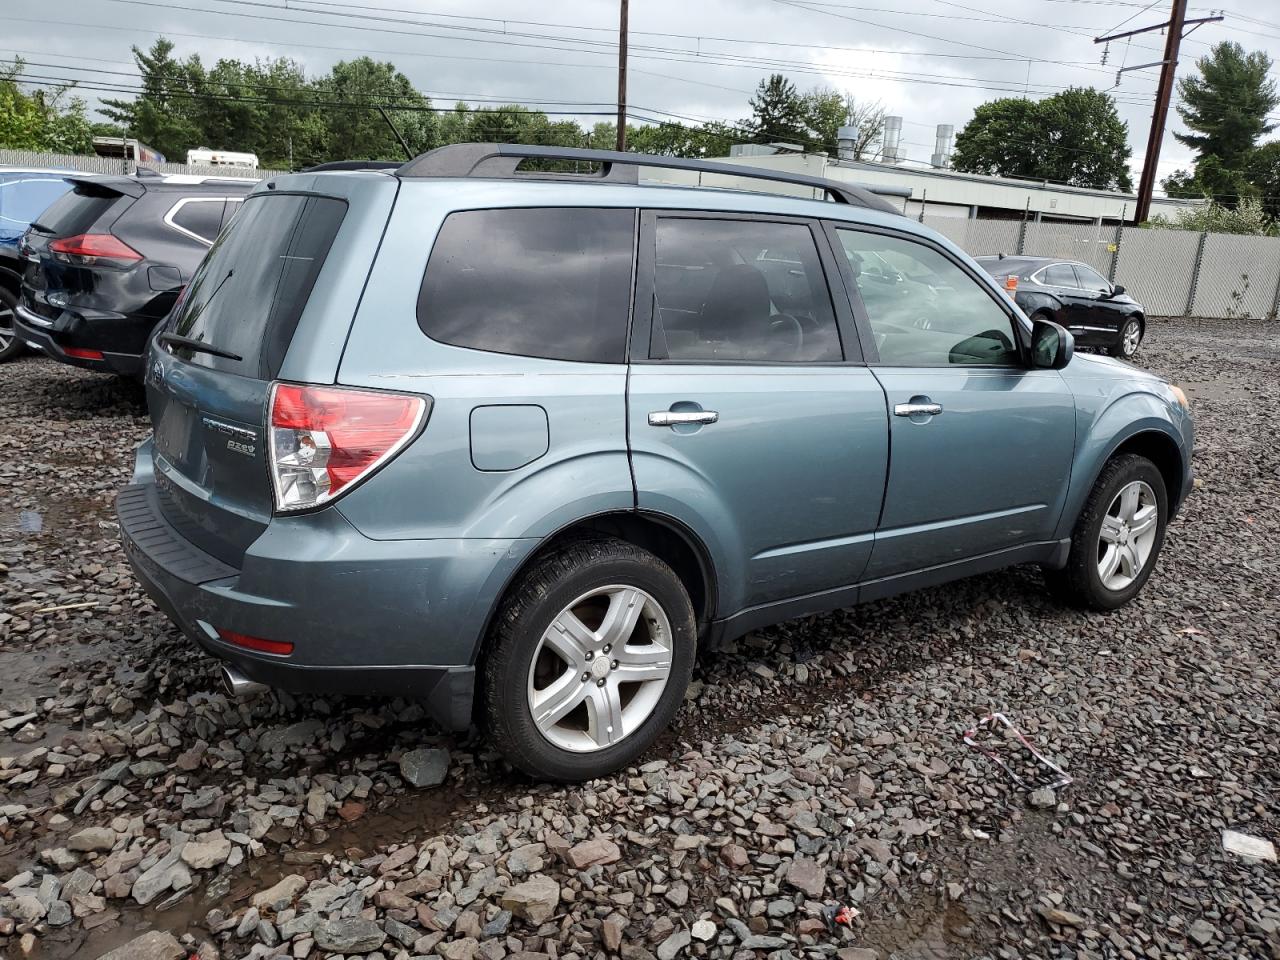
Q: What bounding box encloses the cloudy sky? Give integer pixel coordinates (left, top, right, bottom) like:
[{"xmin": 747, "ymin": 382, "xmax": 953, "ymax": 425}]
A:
[{"xmin": 7, "ymin": 0, "xmax": 1279, "ymax": 190}]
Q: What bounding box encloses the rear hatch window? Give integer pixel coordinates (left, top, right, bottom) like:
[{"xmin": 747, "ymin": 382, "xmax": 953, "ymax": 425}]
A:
[
  {"xmin": 167, "ymin": 193, "xmax": 347, "ymax": 380},
  {"xmin": 31, "ymin": 181, "xmax": 130, "ymax": 237},
  {"xmin": 147, "ymin": 191, "xmax": 347, "ymax": 565}
]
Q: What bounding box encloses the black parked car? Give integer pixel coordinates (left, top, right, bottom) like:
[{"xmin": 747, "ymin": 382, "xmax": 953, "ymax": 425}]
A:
[
  {"xmin": 14, "ymin": 172, "xmax": 254, "ymax": 377},
  {"xmin": 975, "ymin": 255, "xmax": 1145, "ymax": 359}
]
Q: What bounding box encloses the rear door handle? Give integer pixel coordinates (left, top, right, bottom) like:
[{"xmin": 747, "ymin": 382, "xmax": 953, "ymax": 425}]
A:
[
  {"xmin": 893, "ymin": 402, "xmax": 943, "ymax": 417},
  {"xmin": 648, "ymin": 410, "xmax": 719, "ymax": 427}
]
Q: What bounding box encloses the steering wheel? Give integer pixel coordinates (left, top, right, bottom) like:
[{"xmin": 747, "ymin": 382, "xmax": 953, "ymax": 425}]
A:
[{"xmin": 769, "ymin": 314, "xmax": 804, "ymax": 359}]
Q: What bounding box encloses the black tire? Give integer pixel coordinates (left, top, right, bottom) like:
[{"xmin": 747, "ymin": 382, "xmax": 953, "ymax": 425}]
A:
[
  {"xmin": 0, "ymin": 285, "xmax": 23, "ymax": 362},
  {"xmin": 1046, "ymin": 454, "xmax": 1168, "ymax": 611},
  {"xmin": 482, "ymin": 537, "xmax": 696, "ymax": 781},
  {"xmin": 1109, "ymin": 317, "xmax": 1142, "ymax": 358}
]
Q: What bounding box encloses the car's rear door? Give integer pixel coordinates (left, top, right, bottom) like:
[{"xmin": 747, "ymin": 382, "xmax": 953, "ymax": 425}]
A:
[
  {"xmin": 827, "ymin": 224, "xmax": 1076, "ymax": 584},
  {"xmin": 627, "ymin": 211, "xmax": 889, "ymax": 619}
]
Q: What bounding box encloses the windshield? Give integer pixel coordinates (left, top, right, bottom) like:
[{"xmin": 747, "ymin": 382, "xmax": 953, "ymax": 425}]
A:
[{"xmin": 167, "ymin": 193, "xmax": 346, "ymax": 379}]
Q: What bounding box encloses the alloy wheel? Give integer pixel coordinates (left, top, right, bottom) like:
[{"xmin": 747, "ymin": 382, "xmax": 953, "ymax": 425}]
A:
[
  {"xmin": 0, "ymin": 302, "xmax": 14, "ymax": 354},
  {"xmin": 526, "ymin": 585, "xmax": 673, "ymax": 753},
  {"xmin": 1121, "ymin": 320, "xmax": 1141, "ymax": 357},
  {"xmin": 1096, "ymin": 480, "xmax": 1159, "ymax": 591}
]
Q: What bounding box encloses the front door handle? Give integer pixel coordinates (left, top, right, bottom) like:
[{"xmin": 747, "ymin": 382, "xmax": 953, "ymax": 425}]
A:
[
  {"xmin": 893, "ymin": 401, "xmax": 943, "ymax": 417},
  {"xmin": 648, "ymin": 410, "xmax": 719, "ymax": 427}
]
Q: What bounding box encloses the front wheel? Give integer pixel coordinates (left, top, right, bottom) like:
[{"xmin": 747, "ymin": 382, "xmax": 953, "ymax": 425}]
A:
[
  {"xmin": 482, "ymin": 538, "xmax": 696, "ymax": 781},
  {"xmin": 1046, "ymin": 454, "xmax": 1168, "ymax": 610},
  {"xmin": 0, "ymin": 286, "xmax": 23, "ymax": 362},
  {"xmin": 1110, "ymin": 318, "xmax": 1142, "ymax": 358}
]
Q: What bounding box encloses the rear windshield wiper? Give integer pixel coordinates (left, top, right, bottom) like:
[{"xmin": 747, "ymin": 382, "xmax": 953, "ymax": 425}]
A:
[
  {"xmin": 157, "ymin": 331, "xmax": 243, "ymax": 362},
  {"xmin": 28, "ymin": 222, "xmax": 55, "ymax": 234}
]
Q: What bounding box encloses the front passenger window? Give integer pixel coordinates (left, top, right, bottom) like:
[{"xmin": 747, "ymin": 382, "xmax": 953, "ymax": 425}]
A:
[{"xmin": 835, "ymin": 228, "xmax": 1018, "ymax": 366}]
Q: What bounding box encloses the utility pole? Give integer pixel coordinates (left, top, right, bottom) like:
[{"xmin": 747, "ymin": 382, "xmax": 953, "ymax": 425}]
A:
[
  {"xmin": 1095, "ymin": 0, "xmax": 1222, "ymax": 224},
  {"xmin": 616, "ymin": 0, "xmax": 629, "ymax": 152}
]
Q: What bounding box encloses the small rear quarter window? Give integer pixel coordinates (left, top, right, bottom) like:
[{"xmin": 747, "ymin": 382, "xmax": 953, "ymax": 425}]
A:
[{"xmin": 417, "ymin": 207, "xmax": 635, "ymax": 363}]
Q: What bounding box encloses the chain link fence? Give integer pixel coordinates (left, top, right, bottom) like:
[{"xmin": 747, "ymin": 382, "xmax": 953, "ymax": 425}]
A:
[{"xmin": 0, "ymin": 148, "xmax": 282, "ymax": 180}]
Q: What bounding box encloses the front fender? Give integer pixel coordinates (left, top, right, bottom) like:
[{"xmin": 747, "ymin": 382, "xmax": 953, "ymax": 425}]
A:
[{"xmin": 1056, "ymin": 386, "xmax": 1192, "ymax": 539}]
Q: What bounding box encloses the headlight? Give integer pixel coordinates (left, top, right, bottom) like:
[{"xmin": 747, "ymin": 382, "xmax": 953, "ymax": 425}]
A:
[{"xmin": 1168, "ymin": 384, "xmax": 1189, "ymax": 410}]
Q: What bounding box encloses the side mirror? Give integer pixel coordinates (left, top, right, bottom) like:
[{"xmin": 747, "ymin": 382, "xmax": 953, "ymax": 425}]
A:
[
  {"xmin": 1030, "ymin": 318, "xmax": 1074, "ymax": 370},
  {"xmin": 1110, "ymin": 284, "xmax": 1126, "ymax": 297}
]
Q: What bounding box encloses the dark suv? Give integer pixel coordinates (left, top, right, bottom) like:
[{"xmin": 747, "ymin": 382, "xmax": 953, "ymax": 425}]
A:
[{"xmin": 15, "ymin": 173, "xmax": 254, "ymax": 377}]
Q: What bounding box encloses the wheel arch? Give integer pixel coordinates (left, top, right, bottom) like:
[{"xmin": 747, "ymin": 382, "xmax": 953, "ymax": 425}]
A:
[
  {"xmin": 0, "ymin": 262, "xmax": 22, "ymax": 297},
  {"xmin": 471, "ymin": 509, "xmax": 718, "ymax": 666},
  {"xmin": 1106, "ymin": 428, "xmax": 1181, "ymax": 508}
]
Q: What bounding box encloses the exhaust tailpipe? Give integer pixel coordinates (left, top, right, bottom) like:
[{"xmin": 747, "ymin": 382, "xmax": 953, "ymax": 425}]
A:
[{"xmin": 221, "ymin": 664, "xmax": 268, "ymax": 698}]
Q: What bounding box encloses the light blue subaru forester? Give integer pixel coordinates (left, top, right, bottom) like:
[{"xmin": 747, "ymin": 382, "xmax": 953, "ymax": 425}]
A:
[{"xmin": 118, "ymin": 144, "xmax": 1194, "ymax": 781}]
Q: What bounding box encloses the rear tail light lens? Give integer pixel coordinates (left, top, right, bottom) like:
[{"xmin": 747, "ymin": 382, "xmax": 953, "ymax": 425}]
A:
[
  {"xmin": 269, "ymin": 383, "xmax": 429, "ymax": 512},
  {"xmin": 1004, "ymin": 275, "xmax": 1019, "ymax": 293},
  {"xmin": 49, "ymin": 233, "xmax": 143, "ymax": 266},
  {"xmin": 63, "ymin": 347, "xmax": 104, "ymax": 361}
]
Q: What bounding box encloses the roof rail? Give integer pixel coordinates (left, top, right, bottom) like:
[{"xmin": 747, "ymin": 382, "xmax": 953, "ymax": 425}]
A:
[
  {"xmin": 396, "ymin": 143, "xmax": 906, "ymax": 215},
  {"xmin": 303, "ymin": 160, "xmax": 403, "ymax": 173}
]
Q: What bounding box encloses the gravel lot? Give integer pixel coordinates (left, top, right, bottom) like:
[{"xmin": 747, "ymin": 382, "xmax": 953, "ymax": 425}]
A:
[{"xmin": 1, "ymin": 317, "xmax": 1277, "ymax": 960}]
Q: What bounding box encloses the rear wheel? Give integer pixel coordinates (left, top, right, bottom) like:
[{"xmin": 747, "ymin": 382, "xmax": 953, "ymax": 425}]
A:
[
  {"xmin": 1046, "ymin": 453, "xmax": 1167, "ymax": 610},
  {"xmin": 482, "ymin": 538, "xmax": 696, "ymax": 781},
  {"xmin": 1110, "ymin": 317, "xmax": 1142, "ymax": 358},
  {"xmin": 0, "ymin": 286, "xmax": 22, "ymax": 362}
]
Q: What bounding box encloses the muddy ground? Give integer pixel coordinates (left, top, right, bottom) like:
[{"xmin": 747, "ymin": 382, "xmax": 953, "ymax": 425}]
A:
[{"xmin": 1, "ymin": 317, "xmax": 1277, "ymax": 960}]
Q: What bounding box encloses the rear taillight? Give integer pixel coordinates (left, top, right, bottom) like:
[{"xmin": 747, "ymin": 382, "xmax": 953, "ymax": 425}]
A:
[
  {"xmin": 49, "ymin": 233, "xmax": 142, "ymax": 266},
  {"xmin": 1004, "ymin": 275, "xmax": 1019, "ymax": 293},
  {"xmin": 268, "ymin": 383, "xmax": 428, "ymax": 512}
]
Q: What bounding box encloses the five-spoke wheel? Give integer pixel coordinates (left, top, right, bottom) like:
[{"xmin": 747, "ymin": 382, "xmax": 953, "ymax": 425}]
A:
[
  {"xmin": 1047, "ymin": 453, "xmax": 1168, "ymax": 610},
  {"xmin": 483, "ymin": 538, "xmax": 695, "ymax": 781},
  {"xmin": 528, "ymin": 585, "xmax": 673, "ymax": 753}
]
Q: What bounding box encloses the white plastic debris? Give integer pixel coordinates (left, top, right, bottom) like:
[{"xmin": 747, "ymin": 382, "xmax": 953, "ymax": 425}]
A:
[{"xmin": 1222, "ymin": 830, "xmax": 1276, "ymax": 863}]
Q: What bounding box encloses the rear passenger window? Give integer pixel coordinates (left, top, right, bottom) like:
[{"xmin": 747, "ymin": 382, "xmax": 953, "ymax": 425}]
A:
[
  {"xmin": 650, "ymin": 218, "xmax": 841, "ymax": 362},
  {"xmin": 168, "ymin": 198, "xmax": 224, "ymax": 244},
  {"xmin": 418, "ymin": 208, "xmax": 635, "ymax": 363},
  {"xmin": 1043, "ymin": 264, "xmax": 1078, "ymax": 288}
]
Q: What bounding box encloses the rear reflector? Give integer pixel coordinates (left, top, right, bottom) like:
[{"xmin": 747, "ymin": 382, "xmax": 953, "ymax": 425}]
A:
[
  {"xmin": 217, "ymin": 629, "xmax": 294, "ymax": 656},
  {"xmin": 49, "ymin": 233, "xmax": 142, "ymax": 266},
  {"xmin": 269, "ymin": 383, "xmax": 429, "ymax": 512},
  {"xmin": 1004, "ymin": 275, "xmax": 1019, "ymax": 293},
  {"xmin": 63, "ymin": 346, "xmax": 104, "ymax": 361}
]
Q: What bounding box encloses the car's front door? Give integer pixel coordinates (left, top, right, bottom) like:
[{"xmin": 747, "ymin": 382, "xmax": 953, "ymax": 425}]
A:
[
  {"xmin": 627, "ymin": 212, "xmax": 889, "ymax": 616},
  {"xmin": 1072, "ymin": 262, "xmax": 1123, "ymax": 335},
  {"xmin": 828, "ymin": 225, "xmax": 1077, "ymax": 582}
]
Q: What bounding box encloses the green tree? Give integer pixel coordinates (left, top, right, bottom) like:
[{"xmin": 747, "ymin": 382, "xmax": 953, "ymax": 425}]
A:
[
  {"xmin": 801, "ymin": 86, "xmax": 885, "ymax": 158},
  {"xmin": 0, "ymin": 58, "xmax": 93, "ymax": 153},
  {"xmin": 315, "ymin": 57, "xmax": 435, "ymax": 161},
  {"xmin": 101, "ymin": 39, "xmax": 205, "ymax": 160},
  {"xmin": 1246, "ymin": 141, "xmax": 1280, "ymax": 220},
  {"xmin": 951, "ymin": 88, "xmax": 1132, "ymax": 191},
  {"xmin": 748, "ymin": 74, "xmax": 807, "ymax": 145},
  {"xmin": 1175, "ymin": 42, "xmax": 1277, "ymax": 170}
]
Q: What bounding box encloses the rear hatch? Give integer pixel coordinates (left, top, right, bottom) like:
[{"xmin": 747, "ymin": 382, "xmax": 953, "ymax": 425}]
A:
[
  {"xmin": 21, "ymin": 178, "xmax": 139, "ymax": 320},
  {"xmin": 147, "ymin": 189, "xmax": 350, "ymax": 565}
]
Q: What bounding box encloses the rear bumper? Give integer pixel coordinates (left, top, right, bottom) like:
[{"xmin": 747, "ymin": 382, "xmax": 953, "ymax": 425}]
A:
[
  {"xmin": 15, "ymin": 304, "xmax": 144, "ymax": 375},
  {"xmin": 116, "ymin": 473, "xmax": 536, "ymax": 731}
]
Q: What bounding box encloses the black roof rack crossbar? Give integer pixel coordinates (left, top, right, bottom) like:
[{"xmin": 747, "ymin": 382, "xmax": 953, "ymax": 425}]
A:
[{"xmin": 396, "ymin": 143, "xmax": 906, "ymax": 215}]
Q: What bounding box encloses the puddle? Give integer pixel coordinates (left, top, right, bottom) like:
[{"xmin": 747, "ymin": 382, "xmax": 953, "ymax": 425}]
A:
[
  {"xmin": 1, "ymin": 510, "xmax": 44, "ymax": 534},
  {"xmin": 1181, "ymin": 380, "xmax": 1255, "ymax": 402}
]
